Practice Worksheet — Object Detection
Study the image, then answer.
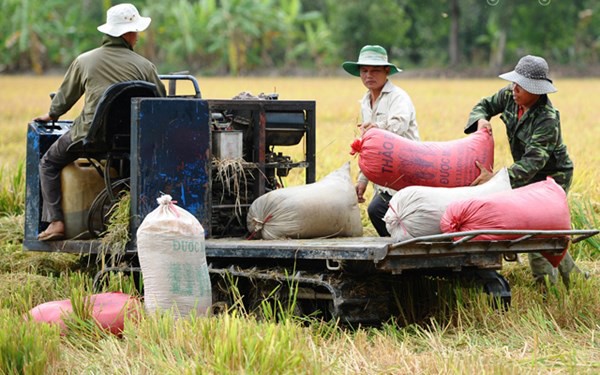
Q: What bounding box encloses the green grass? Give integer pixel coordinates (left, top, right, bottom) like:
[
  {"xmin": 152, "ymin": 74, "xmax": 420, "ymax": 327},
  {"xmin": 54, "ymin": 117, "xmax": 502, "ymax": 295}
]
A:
[
  {"xmin": 0, "ymin": 309, "xmax": 61, "ymax": 374},
  {"xmin": 569, "ymin": 195, "xmax": 600, "ymax": 258},
  {"xmin": 0, "ymin": 161, "xmax": 25, "ymax": 217},
  {"xmin": 0, "ymin": 253, "xmax": 598, "ymax": 373}
]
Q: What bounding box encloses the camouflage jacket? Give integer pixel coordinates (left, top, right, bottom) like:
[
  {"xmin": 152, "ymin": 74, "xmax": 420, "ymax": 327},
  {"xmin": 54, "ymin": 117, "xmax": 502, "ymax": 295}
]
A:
[{"xmin": 465, "ymin": 85, "xmax": 573, "ymax": 191}]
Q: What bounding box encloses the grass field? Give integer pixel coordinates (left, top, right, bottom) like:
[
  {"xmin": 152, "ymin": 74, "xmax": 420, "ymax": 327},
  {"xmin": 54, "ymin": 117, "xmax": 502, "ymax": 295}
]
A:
[
  {"xmin": 0, "ymin": 75, "xmax": 599, "ymax": 373},
  {"xmin": 2, "ymin": 75, "xmax": 599, "ymax": 195}
]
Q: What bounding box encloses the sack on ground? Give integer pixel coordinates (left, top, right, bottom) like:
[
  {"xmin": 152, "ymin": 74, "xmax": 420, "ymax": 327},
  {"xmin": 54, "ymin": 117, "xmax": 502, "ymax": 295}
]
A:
[
  {"xmin": 28, "ymin": 292, "xmax": 141, "ymax": 336},
  {"xmin": 137, "ymin": 195, "xmax": 212, "ymax": 316},
  {"xmin": 247, "ymin": 162, "xmax": 363, "ymax": 239},
  {"xmin": 384, "ymin": 168, "xmax": 511, "ymax": 242},
  {"xmin": 350, "ymin": 128, "xmax": 493, "ymax": 190},
  {"xmin": 440, "ymin": 177, "xmax": 570, "ymax": 267}
]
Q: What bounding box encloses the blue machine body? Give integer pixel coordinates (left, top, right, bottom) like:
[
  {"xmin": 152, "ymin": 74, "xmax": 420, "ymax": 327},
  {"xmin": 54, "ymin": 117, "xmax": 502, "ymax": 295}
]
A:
[{"xmin": 130, "ymin": 97, "xmax": 211, "ymax": 240}]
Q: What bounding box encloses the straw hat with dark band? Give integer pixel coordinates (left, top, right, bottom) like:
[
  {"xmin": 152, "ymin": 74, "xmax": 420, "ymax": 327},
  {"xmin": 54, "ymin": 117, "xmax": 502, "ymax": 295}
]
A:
[{"xmin": 499, "ymin": 55, "xmax": 557, "ymax": 95}]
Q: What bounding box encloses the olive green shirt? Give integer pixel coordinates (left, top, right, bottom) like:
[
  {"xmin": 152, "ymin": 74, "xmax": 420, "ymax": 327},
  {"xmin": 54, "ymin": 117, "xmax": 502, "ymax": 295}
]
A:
[
  {"xmin": 465, "ymin": 85, "xmax": 573, "ymax": 190},
  {"xmin": 49, "ymin": 35, "xmax": 166, "ymax": 142}
]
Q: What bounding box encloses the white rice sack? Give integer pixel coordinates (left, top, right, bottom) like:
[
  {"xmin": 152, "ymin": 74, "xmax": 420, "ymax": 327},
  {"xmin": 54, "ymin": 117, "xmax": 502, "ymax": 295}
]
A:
[
  {"xmin": 136, "ymin": 195, "xmax": 212, "ymax": 316},
  {"xmin": 247, "ymin": 162, "xmax": 363, "ymax": 239},
  {"xmin": 384, "ymin": 168, "xmax": 511, "ymax": 242}
]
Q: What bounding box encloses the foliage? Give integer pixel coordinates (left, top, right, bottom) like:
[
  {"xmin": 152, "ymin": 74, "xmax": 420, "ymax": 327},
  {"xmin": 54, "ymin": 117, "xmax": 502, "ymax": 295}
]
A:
[
  {"xmin": 0, "ymin": 215, "xmax": 23, "ymax": 254},
  {"xmin": 142, "ymin": 0, "xmax": 218, "ymax": 74},
  {"xmin": 399, "ymin": 0, "xmax": 452, "ymax": 66},
  {"xmin": 99, "ymin": 191, "xmax": 131, "ymax": 267},
  {"xmin": 0, "ymin": 309, "xmax": 61, "ymax": 374},
  {"xmin": 1, "ymin": 0, "xmax": 599, "ymax": 75},
  {"xmin": 0, "ymin": 161, "xmax": 25, "ymax": 217},
  {"xmin": 331, "ymin": 0, "xmax": 411, "ymax": 63},
  {"xmin": 206, "ymin": 0, "xmax": 286, "ymax": 75},
  {"xmin": 569, "ymin": 196, "xmax": 600, "ymax": 258},
  {"xmin": 0, "ymin": 0, "xmax": 102, "ymax": 73}
]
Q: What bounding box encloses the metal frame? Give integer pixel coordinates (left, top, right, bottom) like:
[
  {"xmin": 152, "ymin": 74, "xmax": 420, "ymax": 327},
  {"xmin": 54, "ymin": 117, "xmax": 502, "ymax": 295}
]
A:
[
  {"xmin": 206, "ymin": 99, "xmax": 317, "ymax": 195},
  {"xmin": 203, "ymin": 229, "xmax": 598, "ymax": 273}
]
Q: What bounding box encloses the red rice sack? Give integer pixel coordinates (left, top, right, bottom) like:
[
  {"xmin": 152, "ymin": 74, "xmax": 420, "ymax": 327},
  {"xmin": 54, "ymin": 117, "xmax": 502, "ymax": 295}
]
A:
[
  {"xmin": 440, "ymin": 177, "xmax": 570, "ymax": 267},
  {"xmin": 350, "ymin": 127, "xmax": 493, "ymax": 190},
  {"xmin": 247, "ymin": 162, "xmax": 363, "ymax": 239},
  {"xmin": 28, "ymin": 292, "xmax": 141, "ymax": 335},
  {"xmin": 384, "ymin": 168, "xmax": 511, "ymax": 242}
]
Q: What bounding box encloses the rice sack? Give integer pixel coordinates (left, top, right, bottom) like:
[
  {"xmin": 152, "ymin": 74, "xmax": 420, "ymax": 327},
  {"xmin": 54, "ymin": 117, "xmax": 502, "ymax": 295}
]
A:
[
  {"xmin": 384, "ymin": 168, "xmax": 511, "ymax": 242},
  {"xmin": 440, "ymin": 177, "xmax": 571, "ymax": 267},
  {"xmin": 137, "ymin": 195, "xmax": 212, "ymax": 316},
  {"xmin": 28, "ymin": 292, "xmax": 141, "ymax": 336},
  {"xmin": 247, "ymin": 162, "xmax": 363, "ymax": 239},
  {"xmin": 350, "ymin": 127, "xmax": 493, "ymax": 190}
]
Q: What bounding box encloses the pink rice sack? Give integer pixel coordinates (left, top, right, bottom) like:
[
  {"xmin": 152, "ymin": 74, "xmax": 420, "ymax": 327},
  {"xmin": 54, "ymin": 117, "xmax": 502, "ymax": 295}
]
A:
[
  {"xmin": 350, "ymin": 127, "xmax": 493, "ymax": 190},
  {"xmin": 28, "ymin": 292, "xmax": 141, "ymax": 335},
  {"xmin": 440, "ymin": 177, "xmax": 571, "ymax": 267}
]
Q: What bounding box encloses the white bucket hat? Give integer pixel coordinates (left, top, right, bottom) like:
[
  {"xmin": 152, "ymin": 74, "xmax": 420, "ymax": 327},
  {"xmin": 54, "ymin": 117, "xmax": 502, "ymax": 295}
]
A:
[
  {"xmin": 342, "ymin": 45, "xmax": 402, "ymax": 77},
  {"xmin": 499, "ymin": 55, "xmax": 557, "ymax": 95},
  {"xmin": 97, "ymin": 3, "xmax": 151, "ymax": 37}
]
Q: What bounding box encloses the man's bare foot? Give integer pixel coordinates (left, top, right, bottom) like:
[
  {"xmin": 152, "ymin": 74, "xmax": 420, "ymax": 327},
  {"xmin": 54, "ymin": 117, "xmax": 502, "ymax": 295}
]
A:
[{"xmin": 38, "ymin": 221, "xmax": 65, "ymax": 241}]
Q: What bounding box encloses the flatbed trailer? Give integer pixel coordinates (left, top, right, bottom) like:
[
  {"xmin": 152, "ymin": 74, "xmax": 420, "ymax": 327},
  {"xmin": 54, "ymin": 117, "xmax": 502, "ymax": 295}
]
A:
[
  {"xmin": 206, "ymin": 229, "xmax": 597, "ymax": 323},
  {"xmin": 24, "ymin": 229, "xmax": 598, "ymax": 324}
]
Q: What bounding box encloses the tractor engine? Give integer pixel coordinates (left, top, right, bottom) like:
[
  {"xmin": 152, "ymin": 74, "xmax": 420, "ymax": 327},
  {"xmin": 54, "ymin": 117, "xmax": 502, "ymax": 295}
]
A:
[{"xmin": 207, "ymin": 97, "xmax": 316, "ymax": 238}]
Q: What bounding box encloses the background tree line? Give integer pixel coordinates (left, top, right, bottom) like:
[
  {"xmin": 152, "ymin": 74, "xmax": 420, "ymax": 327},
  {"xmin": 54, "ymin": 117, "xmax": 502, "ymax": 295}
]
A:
[{"xmin": 1, "ymin": 0, "xmax": 598, "ymax": 76}]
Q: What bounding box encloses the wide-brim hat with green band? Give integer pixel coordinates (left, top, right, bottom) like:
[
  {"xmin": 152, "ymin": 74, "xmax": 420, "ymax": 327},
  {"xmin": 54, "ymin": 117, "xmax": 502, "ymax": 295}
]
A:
[
  {"xmin": 499, "ymin": 55, "xmax": 557, "ymax": 95},
  {"xmin": 342, "ymin": 45, "xmax": 402, "ymax": 77}
]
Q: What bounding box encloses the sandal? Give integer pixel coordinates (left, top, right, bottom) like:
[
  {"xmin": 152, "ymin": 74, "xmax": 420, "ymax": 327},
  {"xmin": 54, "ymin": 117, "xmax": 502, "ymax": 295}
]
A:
[{"xmin": 37, "ymin": 230, "xmax": 65, "ymax": 241}]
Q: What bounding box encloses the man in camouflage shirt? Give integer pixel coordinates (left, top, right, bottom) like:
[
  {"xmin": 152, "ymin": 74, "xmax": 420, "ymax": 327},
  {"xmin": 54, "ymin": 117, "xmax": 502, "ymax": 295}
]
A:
[{"xmin": 464, "ymin": 55, "xmax": 583, "ymax": 287}]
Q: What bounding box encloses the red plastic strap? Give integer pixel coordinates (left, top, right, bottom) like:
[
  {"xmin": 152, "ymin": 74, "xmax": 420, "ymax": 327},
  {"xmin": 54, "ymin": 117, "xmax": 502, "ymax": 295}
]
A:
[
  {"xmin": 168, "ymin": 200, "xmax": 180, "ymax": 218},
  {"xmin": 387, "ymin": 203, "xmax": 408, "ymax": 236},
  {"xmin": 246, "ymin": 214, "xmax": 273, "ymax": 240},
  {"xmin": 349, "ymin": 138, "xmax": 363, "ymax": 155}
]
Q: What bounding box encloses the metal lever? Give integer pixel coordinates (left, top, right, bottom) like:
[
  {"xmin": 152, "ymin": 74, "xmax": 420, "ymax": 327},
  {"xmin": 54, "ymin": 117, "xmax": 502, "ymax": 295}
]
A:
[{"xmin": 326, "ymin": 259, "xmax": 341, "ymax": 271}]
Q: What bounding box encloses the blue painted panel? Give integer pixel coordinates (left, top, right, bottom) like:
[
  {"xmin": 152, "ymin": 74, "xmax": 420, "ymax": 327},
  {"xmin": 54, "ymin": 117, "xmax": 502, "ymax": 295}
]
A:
[
  {"xmin": 24, "ymin": 121, "xmax": 70, "ymax": 246},
  {"xmin": 130, "ymin": 98, "xmax": 211, "ymax": 240}
]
